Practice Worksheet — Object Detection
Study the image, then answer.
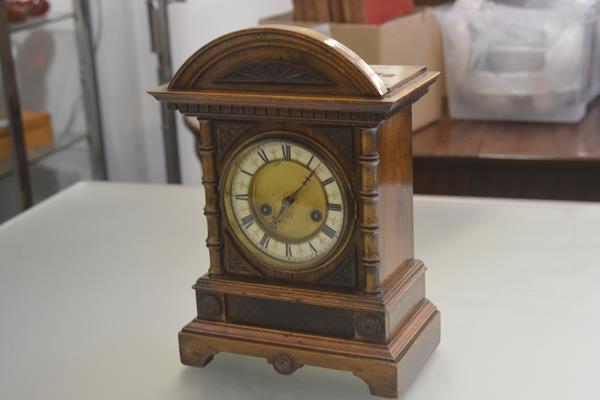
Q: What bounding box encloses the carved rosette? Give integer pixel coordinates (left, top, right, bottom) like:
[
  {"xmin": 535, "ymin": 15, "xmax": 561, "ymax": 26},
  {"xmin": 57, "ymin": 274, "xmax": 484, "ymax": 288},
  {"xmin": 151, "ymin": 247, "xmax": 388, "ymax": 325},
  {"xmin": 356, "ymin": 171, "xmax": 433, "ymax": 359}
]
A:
[
  {"xmin": 358, "ymin": 126, "xmax": 381, "ymax": 295},
  {"xmin": 197, "ymin": 294, "xmax": 222, "ymax": 318},
  {"xmin": 355, "ymin": 312, "xmax": 385, "ymax": 342},
  {"xmin": 194, "ymin": 119, "xmax": 223, "ymax": 275},
  {"xmin": 269, "ymin": 354, "xmax": 303, "ymax": 375}
]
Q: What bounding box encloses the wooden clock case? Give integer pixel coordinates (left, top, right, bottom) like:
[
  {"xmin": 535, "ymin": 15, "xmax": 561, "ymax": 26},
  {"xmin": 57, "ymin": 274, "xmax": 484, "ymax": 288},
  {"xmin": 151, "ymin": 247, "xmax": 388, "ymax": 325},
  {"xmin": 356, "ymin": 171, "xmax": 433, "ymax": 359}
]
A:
[{"xmin": 150, "ymin": 25, "xmax": 440, "ymax": 398}]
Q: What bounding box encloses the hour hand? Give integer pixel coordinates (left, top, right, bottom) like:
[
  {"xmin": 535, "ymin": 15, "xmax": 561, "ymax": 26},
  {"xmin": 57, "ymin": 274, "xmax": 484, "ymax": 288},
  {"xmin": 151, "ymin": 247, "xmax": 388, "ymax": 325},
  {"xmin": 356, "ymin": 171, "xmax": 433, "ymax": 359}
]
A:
[
  {"xmin": 270, "ymin": 197, "xmax": 291, "ymax": 228},
  {"xmin": 271, "ymin": 163, "xmax": 321, "ymax": 227}
]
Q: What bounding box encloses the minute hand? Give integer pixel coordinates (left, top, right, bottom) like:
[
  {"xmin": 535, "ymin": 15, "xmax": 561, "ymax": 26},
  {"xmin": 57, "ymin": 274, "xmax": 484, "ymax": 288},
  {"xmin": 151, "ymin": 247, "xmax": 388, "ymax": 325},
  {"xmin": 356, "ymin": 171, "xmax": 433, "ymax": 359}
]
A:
[{"xmin": 286, "ymin": 162, "xmax": 321, "ymax": 204}]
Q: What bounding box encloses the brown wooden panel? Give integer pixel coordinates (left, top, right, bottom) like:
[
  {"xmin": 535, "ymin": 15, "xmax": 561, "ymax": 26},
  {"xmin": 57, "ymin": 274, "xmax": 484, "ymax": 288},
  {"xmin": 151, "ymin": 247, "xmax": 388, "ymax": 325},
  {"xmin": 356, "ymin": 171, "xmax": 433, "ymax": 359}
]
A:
[
  {"xmin": 377, "ymin": 108, "xmax": 414, "ymax": 283},
  {"xmin": 413, "ymin": 98, "xmax": 600, "ymax": 201},
  {"xmin": 414, "ymin": 98, "xmax": 600, "ymax": 159},
  {"xmin": 226, "ymin": 294, "xmax": 355, "ymax": 339},
  {"xmin": 414, "ymin": 156, "xmax": 600, "ymax": 201}
]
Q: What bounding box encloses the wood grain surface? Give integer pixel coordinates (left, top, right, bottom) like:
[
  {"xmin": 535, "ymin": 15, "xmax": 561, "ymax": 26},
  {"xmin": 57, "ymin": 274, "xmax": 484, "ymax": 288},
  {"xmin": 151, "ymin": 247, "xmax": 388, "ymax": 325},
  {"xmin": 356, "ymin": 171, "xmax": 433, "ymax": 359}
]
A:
[
  {"xmin": 151, "ymin": 25, "xmax": 440, "ymax": 398},
  {"xmin": 413, "ymin": 99, "xmax": 600, "ymax": 200}
]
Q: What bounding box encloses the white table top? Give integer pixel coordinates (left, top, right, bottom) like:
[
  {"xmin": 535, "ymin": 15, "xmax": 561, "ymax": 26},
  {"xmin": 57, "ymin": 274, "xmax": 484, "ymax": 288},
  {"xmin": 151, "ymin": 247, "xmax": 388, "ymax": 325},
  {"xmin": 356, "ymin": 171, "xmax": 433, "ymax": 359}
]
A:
[{"xmin": 1, "ymin": 182, "xmax": 599, "ymax": 400}]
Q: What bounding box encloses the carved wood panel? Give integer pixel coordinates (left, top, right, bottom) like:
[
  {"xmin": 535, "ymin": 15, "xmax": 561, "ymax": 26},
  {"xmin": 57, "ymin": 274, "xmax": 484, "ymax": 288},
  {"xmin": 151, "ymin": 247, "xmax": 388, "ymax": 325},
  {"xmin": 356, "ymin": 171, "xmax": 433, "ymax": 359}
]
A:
[
  {"xmin": 312, "ymin": 125, "xmax": 356, "ymax": 170},
  {"xmin": 215, "ymin": 121, "xmax": 256, "ymax": 161},
  {"xmin": 222, "ymin": 234, "xmax": 263, "ymax": 278},
  {"xmin": 319, "ymin": 256, "xmax": 357, "ymax": 287},
  {"xmin": 217, "ymin": 61, "xmax": 333, "ymax": 86},
  {"xmin": 226, "ymin": 294, "xmax": 356, "ymax": 339},
  {"xmin": 172, "ymin": 103, "xmax": 385, "ymax": 126}
]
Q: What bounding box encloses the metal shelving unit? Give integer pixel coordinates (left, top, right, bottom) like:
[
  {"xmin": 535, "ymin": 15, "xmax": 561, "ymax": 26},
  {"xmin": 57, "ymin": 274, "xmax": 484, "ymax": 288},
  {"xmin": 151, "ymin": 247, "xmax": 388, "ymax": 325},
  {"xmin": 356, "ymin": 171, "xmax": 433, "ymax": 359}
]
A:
[
  {"xmin": 0, "ymin": 0, "xmax": 106, "ymax": 216},
  {"xmin": 9, "ymin": 11, "xmax": 74, "ymax": 34},
  {"xmin": 147, "ymin": 0, "xmax": 183, "ymax": 184},
  {"xmin": 0, "ymin": 131, "xmax": 87, "ymax": 177}
]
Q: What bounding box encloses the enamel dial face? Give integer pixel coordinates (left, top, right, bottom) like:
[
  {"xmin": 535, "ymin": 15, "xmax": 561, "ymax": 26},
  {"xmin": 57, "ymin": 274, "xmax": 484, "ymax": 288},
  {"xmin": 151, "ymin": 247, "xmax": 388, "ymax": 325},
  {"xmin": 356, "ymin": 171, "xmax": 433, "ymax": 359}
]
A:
[{"xmin": 223, "ymin": 136, "xmax": 351, "ymax": 271}]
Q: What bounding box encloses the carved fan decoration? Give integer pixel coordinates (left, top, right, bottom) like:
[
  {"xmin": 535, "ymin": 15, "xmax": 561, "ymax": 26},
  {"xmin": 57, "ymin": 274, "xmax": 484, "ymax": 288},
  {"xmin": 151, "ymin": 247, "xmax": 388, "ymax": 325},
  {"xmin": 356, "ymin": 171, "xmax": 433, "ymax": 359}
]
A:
[{"xmin": 218, "ymin": 61, "xmax": 333, "ymax": 86}]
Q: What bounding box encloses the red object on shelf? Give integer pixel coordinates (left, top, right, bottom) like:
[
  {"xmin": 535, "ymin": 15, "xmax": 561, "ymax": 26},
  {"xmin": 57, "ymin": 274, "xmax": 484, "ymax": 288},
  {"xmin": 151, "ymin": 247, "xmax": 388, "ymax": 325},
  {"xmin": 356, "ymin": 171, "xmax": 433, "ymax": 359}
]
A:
[
  {"xmin": 7, "ymin": 1, "xmax": 29, "ymax": 23},
  {"xmin": 345, "ymin": 0, "xmax": 415, "ymax": 24},
  {"xmin": 7, "ymin": 0, "xmax": 51, "ymax": 23},
  {"xmin": 29, "ymin": 0, "xmax": 50, "ymax": 17},
  {"xmin": 363, "ymin": 0, "xmax": 415, "ymax": 24},
  {"xmin": 294, "ymin": 0, "xmax": 415, "ymax": 24}
]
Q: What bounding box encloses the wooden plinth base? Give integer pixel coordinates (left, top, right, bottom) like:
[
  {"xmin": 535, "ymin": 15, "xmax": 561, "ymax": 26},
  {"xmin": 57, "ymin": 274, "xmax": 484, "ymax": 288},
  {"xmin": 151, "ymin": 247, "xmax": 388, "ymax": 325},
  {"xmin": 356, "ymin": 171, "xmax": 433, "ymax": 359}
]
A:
[{"xmin": 179, "ymin": 300, "xmax": 440, "ymax": 398}]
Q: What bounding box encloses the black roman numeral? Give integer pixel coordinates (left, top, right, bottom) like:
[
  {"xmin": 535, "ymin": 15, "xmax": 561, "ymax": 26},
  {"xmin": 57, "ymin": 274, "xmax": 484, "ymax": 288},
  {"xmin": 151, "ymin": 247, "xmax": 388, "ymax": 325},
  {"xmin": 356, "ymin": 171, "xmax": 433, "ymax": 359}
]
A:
[
  {"xmin": 257, "ymin": 149, "xmax": 269, "ymax": 163},
  {"xmin": 327, "ymin": 203, "xmax": 342, "ymax": 212},
  {"xmin": 234, "ymin": 194, "xmax": 248, "ymax": 201},
  {"xmin": 259, "ymin": 232, "xmax": 271, "ymax": 249},
  {"xmin": 307, "ymin": 155, "xmax": 314, "ymax": 168},
  {"xmin": 320, "ymin": 224, "xmax": 336, "ymax": 239},
  {"xmin": 282, "ymin": 144, "xmax": 291, "ymax": 160},
  {"xmin": 309, "ymin": 242, "xmax": 318, "ymax": 254},
  {"xmin": 322, "ymin": 177, "xmax": 334, "ymax": 186},
  {"xmin": 241, "ymin": 214, "xmax": 254, "ymax": 229},
  {"xmin": 241, "ymin": 169, "xmax": 253, "ymax": 177},
  {"xmin": 285, "ymin": 243, "xmax": 293, "ymax": 258}
]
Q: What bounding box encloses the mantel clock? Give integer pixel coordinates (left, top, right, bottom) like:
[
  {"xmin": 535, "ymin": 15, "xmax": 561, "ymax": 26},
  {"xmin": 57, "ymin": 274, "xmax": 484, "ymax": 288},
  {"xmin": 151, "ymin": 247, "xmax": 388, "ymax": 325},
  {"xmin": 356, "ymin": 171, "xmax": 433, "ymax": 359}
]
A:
[{"xmin": 150, "ymin": 25, "xmax": 440, "ymax": 398}]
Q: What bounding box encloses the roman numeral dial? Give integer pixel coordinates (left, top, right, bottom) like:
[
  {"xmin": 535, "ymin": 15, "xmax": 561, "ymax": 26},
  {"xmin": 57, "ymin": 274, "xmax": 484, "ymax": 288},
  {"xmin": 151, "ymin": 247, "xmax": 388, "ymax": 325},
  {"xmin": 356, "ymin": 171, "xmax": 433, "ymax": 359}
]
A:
[{"xmin": 224, "ymin": 136, "xmax": 351, "ymax": 271}]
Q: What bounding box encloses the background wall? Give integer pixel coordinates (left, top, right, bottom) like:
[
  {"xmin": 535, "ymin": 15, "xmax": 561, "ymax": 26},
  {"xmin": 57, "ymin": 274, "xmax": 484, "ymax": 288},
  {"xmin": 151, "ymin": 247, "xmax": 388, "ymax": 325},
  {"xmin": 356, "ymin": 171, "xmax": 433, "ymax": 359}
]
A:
[
  {"xmin": 17, "ymin": 0, "xmax": 291, "ymax": 185},
  {"xmin": 94, "ymin": 0, "xmax": 291, "ymax": 185},
  {"xmin": 167, "ymin": 0, "xmax": 291, "ymax": 185}
]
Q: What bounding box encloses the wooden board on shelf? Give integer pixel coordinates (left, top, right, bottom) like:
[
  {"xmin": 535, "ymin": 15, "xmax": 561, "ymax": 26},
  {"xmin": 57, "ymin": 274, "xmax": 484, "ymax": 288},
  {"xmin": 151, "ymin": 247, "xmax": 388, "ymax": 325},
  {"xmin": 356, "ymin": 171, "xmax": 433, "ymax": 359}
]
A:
[
  {"xmin": 413, "ymin": 98, "xmax": 600, "ymax": 201},
  {"xmin": 0, "ymin": 111, "xmax": 53, "ymax": 159}
]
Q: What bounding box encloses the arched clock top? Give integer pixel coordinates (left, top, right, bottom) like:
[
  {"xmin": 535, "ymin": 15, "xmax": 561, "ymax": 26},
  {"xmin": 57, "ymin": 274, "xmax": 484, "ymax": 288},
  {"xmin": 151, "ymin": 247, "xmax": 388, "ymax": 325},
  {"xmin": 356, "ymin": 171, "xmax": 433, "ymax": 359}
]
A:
[{"xmin": 168, "ymin": 25, "xmax": 388, "ymax": 98}]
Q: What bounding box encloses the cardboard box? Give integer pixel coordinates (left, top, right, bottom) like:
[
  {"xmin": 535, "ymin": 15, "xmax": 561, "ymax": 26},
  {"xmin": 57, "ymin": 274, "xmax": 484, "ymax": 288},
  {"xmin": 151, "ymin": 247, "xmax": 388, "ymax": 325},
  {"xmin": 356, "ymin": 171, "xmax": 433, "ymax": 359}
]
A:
[{"xmin": 260, "ymin": 8, "xmax": 444, "ymax": 130}]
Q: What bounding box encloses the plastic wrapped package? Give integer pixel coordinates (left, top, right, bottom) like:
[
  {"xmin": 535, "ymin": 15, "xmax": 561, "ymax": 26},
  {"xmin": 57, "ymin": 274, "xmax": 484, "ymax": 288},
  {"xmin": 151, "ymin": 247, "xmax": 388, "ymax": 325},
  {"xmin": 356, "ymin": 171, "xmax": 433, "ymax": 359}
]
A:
[{"xmin": 435, "ymin": 0, "xmax": 599, "ymax": 122}]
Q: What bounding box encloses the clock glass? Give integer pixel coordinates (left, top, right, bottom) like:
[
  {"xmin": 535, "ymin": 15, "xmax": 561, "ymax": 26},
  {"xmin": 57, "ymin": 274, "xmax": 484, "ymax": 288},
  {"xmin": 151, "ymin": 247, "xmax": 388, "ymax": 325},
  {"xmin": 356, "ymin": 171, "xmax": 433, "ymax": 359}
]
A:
[{"xmin": 223, "ymin": 135, "xmax": 351, "ymax": 271}]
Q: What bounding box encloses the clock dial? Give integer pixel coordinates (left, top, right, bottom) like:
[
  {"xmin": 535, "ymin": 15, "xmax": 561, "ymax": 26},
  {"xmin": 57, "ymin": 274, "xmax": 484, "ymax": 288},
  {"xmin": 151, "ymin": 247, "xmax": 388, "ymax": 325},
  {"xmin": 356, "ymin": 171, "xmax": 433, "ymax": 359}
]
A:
[{"xmin": 224, "ymin": 136, "xmax": 350, "ymax": 271}]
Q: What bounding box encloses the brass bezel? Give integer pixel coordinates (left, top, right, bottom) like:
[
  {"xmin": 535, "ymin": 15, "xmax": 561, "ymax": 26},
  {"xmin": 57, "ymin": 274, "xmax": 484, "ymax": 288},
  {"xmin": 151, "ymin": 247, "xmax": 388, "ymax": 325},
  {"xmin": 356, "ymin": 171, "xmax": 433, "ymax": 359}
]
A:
[{"xmin": 221, "ymin": 130, "xmax": 356, "ymax": 274}]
